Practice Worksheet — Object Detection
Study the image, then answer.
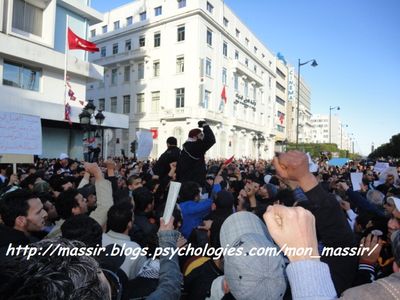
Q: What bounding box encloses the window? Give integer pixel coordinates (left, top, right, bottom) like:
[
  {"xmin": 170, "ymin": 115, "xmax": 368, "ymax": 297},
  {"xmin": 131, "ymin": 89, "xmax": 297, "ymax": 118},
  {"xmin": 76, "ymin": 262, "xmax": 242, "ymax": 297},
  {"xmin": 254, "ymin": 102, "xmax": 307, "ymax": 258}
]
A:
[
  {"xmin": 276, "ymin": 82, "xmax": 286, "ymax": 93},
  {"xmin": 222, "ymin": 41, "xmax": 228, "ymax": 57},
  {"xmin": 253, "ymin": 86, "xmax": 257, "ymax": 100},
  {"xmin": 222, "ymin": 68, "xmax": 227, "ymax": 85},
  {"xmin": 205, "ymin": 58, "xmax": 212, "ymax": 77},
  {"xmin": 176, "ymin": 88, "xmax": 185, "ymax": 108},
  {"xmin": 276, "ymin": 68, "xmax": 286, "ymax": 79},
  {"xmin": 125, "ymin": 39, "xmax": 131, "ymax": 51},
  {"xmin": 178, "ymin": 0, "xmax": 186, "ymax": 8},
  {"xmin": 101, "ymin": 46, "xmax": 106, "ymax": 57},
  {"xmin": 254, "ymin": 65, "xmax": 257, "ymax": 73},
  {"xmin": 244, "ymin": 81, "xmax": 248, "ymax": 97},
  {"xmin": 206, "ymin": 2, "xmax": 214, "ymax": 13},
  {"xmin": 138, "ymin": 63, "xmax": 144, "ymax": 80},
  {"xmin": 136, "ymin": 93, "xmax": 144, "ymax": 113},
  {"xmin": 154, "ymin": 6, "xmax": 162, "ymax": 16},
  {"xmin": 102, "ymin": 25, "xmax": 107, "ymax": 33},
  {"xmin": 154, "ymin": 33, "xmax": 161, "ymax": 47},
  {"xmin": 123, "ymin": 95, "xmax": 130, "ymax": 113},
  {"xmin": 3, "ymin": 60, "xmax": 41, "ymax": 91},
  {"xmin": 245, "ymin": 37, "xmax": 249, "ymax": 46},
  {"xmin": 114, "ymin": 21, "xmax": 120, "ymax": 30},
  {"xmin": 126, "ymin": 16, "xmax": 133, "ymax": 26},
  {"xmin": 124, "ymin": 66, "xmax": 130, "ymax": 81},
  {"xmin": 151, "ymin": 91, "xmax": 160, "ymax": 112},
  {"xmin": 12, "ymin": 0, "xmax": 43, "ymax": 36},
  {"xmin": 111, "ymin": 68, "xmax": 117, "ymax": 85},
  {"xmin": 90, "ymin": 29, "xmax": 96, "ymax": 37},
  {"xmin": 234, "ymin": 73, "xmax": 238, "ymax": 90},
  {"xmin": 176, "ymin": 56, "xmax": 184, "ymax": 73},
  {"xmin": 177, "ymin": 25, "xmax": 185, "ymax": 41},
  {"xmin": 235, "ymin": 28, "xmax": 240, "ymax": 38},
  {"xmin": 140, "ymin": 11, "xmax": 146, "ymax": 21},
  {"xmin": 110, "ymin": 97, "xmax": 117, "ymax": 113},
  {"xmin": 254, "ymin": 46, "xmax": 257, "ymax": 54},
  {"xmin": 223, "ymin": 17, "xmax": 229, "ymax": 27},
  {"xmin": 139, "ymin": 36, "xmax": 145, "ymax": 47},
  {"xmin": 203, "ymin": 90, "xmax": 210, "ymax": 109},
  {"xmin": 276, "ymin": 96, "xmax": 285, "ymax": 106},
  {"xmin": 234, "ymin": 50, "xmax": 239, "ymax": 60},
  {"xmin": 112, "ymin": 43, "xmax": 118, "ymax": 54},
  {"xmin": 153, "ymin": 61, "xmax": 160, "ymax": 77},
  {"xmin": 206, "ymin": 29, "xmax": 212, "ymax": 46},
  {"xmin": 245, "ymin": 58, "xmax": 249, "ymax": 67},
  {"xmin": 277, "ymin": 125, "xmax": 285, "ymax": 132},
  {"xmin": 98, "ymin": 98, "xmax": 105, "ymax": 111}
]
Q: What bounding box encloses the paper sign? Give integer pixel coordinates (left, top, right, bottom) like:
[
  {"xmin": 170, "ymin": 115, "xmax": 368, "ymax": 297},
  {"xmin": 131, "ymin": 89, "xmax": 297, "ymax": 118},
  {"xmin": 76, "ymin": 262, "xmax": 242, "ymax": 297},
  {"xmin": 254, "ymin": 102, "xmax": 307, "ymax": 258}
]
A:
[
  {"xmin": 350, "ymin": 173, "xmax": 363, "ymax": 191},
  {"xmin": 163, "ymin": 181, "xmax": 181, "ymax": 224},
  {"xmin": 136, "ymin": 129, "xmax": 153, "ymax": 161},
  {"xmin": 379, "ymin": 167, "xmax": 399, "ymax": 182},
  {"xmin": 0, "ymin": 112, "xmax": 42, "ymax": 155},
  {"xmin": 307, "ymin": 152, "xmax": 318, "ymax": 173},
  {"xmin": 374, "ymin": 162, "xmax": 389, "ymax": 174}
]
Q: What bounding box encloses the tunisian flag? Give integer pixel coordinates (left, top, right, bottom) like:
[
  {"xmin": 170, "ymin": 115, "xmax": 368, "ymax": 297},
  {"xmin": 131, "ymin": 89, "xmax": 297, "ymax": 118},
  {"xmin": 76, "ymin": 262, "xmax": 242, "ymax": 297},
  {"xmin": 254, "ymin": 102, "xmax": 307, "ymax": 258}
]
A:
[
  {"xmin": 68, "ymin": 28, "xmax": 99, "ymax": 52},
  {"xmin": 221, "ymin": 86, "xmax": 227, "ymax": 103}
]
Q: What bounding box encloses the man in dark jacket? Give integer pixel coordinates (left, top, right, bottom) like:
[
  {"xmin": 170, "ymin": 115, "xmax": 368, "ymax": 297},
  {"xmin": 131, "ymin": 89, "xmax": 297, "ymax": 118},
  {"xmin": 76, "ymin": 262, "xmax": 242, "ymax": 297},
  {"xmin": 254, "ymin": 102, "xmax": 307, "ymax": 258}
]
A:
[
  {"xmin": 176, "ymin": 121, "xmax": 216, "ymax": 186},
  {"xmin": 153, "ymin": 137, "xmax": 180, "ymax": 179}
]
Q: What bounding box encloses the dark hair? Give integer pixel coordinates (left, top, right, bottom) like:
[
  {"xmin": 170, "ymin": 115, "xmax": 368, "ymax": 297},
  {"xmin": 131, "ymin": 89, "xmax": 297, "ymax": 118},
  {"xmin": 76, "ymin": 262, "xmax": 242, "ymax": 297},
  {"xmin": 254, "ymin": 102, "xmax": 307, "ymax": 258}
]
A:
[
  {"xmin": 61, "ymin": 214, "xmax": 103, "ymax": 248},
  {"xmin": 127, "ymin": 175, "xmax": 141, "ymax": 186},
  {"xmin": 392, "ymin": 230, "xmax": 400, "ymax": 266},
  {"xmin": 132, "ymin": 187, "xmax": 153, "ymax": 213},
  {"xmin": 0, "ymin": 189, "xmax": 35, "ymax": 227},
  {"xmin": 166, "ymin": 136, "xmax": 177, "ymax": 146},
  {"xmin": 55, "ymin": 189, "xmax": 80, "ymax": 220},
  {"xmin": 0, "ymin": 238, "xmax": 110, "ymax": 300},
  {"xmin": 107, "ymin": 202, "xmax": 134, "ymax": 233},
  {"xmin": 19, "ymin": 174, "xmax": 38, "ymax": 189},
  {"xmin": 179, "ymin": 181, "xmax": 200, "ymax": 202},
  {"xmin": 276, "ymin": 189, "xmax": 296, "ymax": 207}
]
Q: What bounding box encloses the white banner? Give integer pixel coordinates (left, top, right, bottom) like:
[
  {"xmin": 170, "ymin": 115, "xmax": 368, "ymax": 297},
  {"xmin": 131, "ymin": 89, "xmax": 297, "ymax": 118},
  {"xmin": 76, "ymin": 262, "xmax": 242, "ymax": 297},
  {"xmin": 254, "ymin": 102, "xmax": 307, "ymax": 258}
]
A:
[
  {"xmin": 0, "ymin": 112, "xmax": 42, "ymax": 155},
  {"xmin": 136, "ymin": 129, "xmax": 153, "ymax": 161}
]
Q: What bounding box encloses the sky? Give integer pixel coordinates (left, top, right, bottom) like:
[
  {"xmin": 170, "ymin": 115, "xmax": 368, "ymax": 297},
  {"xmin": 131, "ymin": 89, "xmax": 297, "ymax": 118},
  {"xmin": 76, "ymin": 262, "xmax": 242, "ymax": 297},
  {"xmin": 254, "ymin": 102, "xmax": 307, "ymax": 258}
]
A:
[{"xmin": 92, "ymin": 0, "xmax": 400, "ymax": 156}]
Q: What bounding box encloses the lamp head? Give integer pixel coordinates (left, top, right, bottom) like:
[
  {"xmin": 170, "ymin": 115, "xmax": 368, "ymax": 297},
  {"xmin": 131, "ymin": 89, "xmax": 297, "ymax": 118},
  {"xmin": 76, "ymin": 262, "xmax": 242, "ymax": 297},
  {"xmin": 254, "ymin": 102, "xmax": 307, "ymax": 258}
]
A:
[{"xmin": 311, "ymin": 60, "xmax": 318, "ymax": 67}]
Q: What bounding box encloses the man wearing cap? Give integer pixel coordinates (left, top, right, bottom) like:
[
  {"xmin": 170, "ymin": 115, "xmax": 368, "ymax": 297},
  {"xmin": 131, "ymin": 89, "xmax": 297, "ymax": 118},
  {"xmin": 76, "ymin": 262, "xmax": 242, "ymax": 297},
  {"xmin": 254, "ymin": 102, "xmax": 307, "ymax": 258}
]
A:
[
  {"xmin": 219, "ymin": 211, "xmax": 287, "ymax": 299},
  {"xmin": 176, "ymin": 121, "xmax": 215, "ymax": 186},
  {"xmin": 153, "ymin": 136, "xmax": 181, "ymax": 179}
]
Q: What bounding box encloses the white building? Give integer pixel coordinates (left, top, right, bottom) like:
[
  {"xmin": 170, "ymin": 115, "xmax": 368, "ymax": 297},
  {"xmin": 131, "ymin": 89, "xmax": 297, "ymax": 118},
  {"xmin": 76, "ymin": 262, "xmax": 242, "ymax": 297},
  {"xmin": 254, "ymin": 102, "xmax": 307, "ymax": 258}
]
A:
[
  {"xmin": 0, "ymin": 0, "xmax": 128, "ymax": 159},
  {"xmin": 87, "ymin": 0, "xmax": 279, "ymax": 159},
  {"xmin": 286, "ymin": 67, "xmax": 313, "ymax": 144},
  {"xmin": 310, "ymin": 114, "xmax": 351, "ymax": 151},
  {"xmin": 274, "ymin": 58, "xmax": 288, "ymax": 151}
]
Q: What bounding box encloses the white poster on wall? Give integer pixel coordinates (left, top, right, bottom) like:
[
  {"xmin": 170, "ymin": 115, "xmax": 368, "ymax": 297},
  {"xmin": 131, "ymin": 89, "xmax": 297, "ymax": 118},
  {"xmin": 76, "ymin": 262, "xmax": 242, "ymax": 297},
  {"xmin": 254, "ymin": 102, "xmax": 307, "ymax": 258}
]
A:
[{"xmin": 0, "ymin": 112, "xmax": 42, "ymax": 155}]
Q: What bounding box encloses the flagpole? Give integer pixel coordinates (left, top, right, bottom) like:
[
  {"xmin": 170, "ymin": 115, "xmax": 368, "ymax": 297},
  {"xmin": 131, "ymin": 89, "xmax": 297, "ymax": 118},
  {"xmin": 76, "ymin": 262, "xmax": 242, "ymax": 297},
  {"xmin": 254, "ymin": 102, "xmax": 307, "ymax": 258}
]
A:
[{"xmin": 64, "ymin": 15, "xmax": 69, "ymax": 107}]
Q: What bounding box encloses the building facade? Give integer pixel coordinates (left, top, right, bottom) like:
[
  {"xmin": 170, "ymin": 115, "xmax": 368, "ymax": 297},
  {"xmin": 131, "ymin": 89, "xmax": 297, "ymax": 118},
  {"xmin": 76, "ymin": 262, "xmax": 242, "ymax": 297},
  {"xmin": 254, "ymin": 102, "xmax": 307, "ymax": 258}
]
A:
[
  {"xmin": 286, "ymin": 66, "xmax": 313, "ymax": 144},
  {"xmin": 0, "ymin": 0, "xmax": 128, "ymax": 159},
  {"xmin": 310, "ymin": 114, "xmax": 351, "ymax": 151},
  {"xmin": 87, "ymin": 0, "xmax": 280, "ymax": 159},
  {"xmin": 274, "ymin": 58, "xmax": 288, "ymax": 151}
]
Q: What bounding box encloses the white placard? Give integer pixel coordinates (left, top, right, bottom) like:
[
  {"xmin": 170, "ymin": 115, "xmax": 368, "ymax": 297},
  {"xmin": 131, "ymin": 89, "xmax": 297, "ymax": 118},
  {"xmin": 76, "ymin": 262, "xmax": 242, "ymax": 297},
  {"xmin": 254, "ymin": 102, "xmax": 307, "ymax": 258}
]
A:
[
  {"xmin": 0, "ymin": 112, "xmax": 42, "ymax": 155},
  {"xmin": 379, "ymin": 167, "xmax": 399, "ymax": 182},
  {"xmin": 350, "ymin": 173, "xmax": 363, "ymax": 191},
  {"xmin": 136, "ymin": 129, "xmax": 153, "ymax": 161},
  {"xmin": 373, "ymin": 162, "xmax": 389, "ymax": 174},
  {"xmin": 163, "ymin": 181, "xmax": 181, "ymax": 224}
]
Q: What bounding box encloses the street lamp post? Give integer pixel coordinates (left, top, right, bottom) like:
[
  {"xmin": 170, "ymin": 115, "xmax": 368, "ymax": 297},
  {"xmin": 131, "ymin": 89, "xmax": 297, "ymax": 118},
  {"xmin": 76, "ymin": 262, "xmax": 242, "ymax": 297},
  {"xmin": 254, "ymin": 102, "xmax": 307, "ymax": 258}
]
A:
[
  {"xmin": 253, "ymin": 134, "xmax": 265, "ymax": 159},
  {"xmin": 296, "ymin": 59, "xmax": 318, "ymax": 148},
  {"xmin": 329, "ymin": 106, "xmax": 340, "ymax": 144},
  {"xmin": 340, "ymin": 123, "xmax": 348, "ymax": 149},
  {"xmin": 79, "ymin": 100, "xmax": 106, "ymax": 162}
]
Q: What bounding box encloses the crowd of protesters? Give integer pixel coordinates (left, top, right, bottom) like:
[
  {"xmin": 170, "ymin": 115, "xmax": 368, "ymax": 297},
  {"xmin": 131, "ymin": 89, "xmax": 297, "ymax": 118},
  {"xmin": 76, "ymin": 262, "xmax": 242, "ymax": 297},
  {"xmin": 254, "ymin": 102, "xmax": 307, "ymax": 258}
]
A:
[{"xmin": 0, "ymin": 120, "xmax": 399, "ymax": 299}]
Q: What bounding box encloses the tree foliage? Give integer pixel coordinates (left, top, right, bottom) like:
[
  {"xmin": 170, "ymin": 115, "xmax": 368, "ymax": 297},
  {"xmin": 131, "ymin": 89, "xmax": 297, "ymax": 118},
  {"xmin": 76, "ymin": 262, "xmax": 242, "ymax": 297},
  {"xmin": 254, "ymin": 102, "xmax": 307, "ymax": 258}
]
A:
[{"xmin": 369, "ymin": 133, "xmax": 400, "ymax": 159}]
